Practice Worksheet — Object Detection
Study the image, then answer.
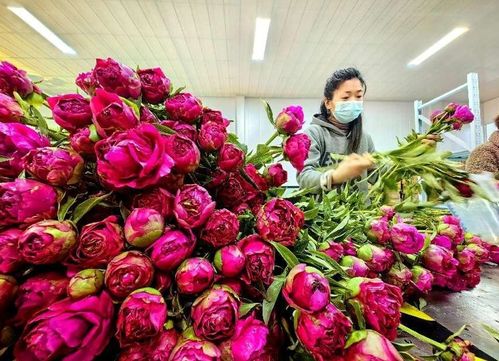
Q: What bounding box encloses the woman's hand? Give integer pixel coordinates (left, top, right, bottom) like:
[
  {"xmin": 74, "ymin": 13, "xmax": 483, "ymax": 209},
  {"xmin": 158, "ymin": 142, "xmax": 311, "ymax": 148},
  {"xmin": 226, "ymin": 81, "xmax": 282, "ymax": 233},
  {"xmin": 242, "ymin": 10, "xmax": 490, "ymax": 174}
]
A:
[
  {"xmin": 421, "ymin": 134, "xmax": 441, "ymax": 146},
  {"xmin": 330, "ymin": 153, "xmax": 375, "ymax": 184}
]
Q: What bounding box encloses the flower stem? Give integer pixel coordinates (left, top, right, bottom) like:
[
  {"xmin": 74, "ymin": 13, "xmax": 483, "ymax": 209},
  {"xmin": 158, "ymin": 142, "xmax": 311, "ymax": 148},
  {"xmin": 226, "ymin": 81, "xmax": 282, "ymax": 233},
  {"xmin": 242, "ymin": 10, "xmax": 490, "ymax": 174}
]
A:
[
  {"xmin": 265, "ymin": 131, "xmax": 280, "ymax": 146},
  {"xmin": 398, "ymin": 324, "xmax": 446, "ymax": 351}
]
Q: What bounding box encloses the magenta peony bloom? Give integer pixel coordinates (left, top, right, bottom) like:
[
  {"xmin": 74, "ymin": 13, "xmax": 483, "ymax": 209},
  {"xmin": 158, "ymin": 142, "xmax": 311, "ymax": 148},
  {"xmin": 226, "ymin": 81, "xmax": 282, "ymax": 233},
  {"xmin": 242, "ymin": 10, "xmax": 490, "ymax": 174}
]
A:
[
  {"xmin": 175, "ymin": 257, "xmax": 215, "ymax": 295},
  {"xmin": 14, "ymin": 272, "xmax": 68, "ymax": 326},
  {"xmin": 161, "ymin": 120, "xmax": 198, "ymax": 142},
  {"xmin": 357, "ymin": 244, "xmax": 395, "ymax": 273},
  {"xmin": 342, "ymin": 239, "xmax": 357, "ymax": 256},
  {"xmin": 340, "ymin": 256, "xmax": 370, "ymax": 277},
  {"xmin": 0, "ymin": 274, "xmax": 17, "ymax": 314},
  {"xmin": 456, "ymin": 247, "xmax": 477, "ymax": 272},
  {"xmin": 137, "ymin": 67, "xmax": 171, "ymax": 104},
  {"xmin": 19, "ymin": 220, "xmax": 77, "ymax": 265},
  {"xmin": 220, "ymin": 315, "xmax": 272, "ymax": 361},
  {"xmin": 191, "ymin": 286, "xmax": 240, "ymax": 342},
  {"xmin": 0, "ymin": 122, "xmax": 50, "ymax": 177},
  {"xmin": 0, "ymin": 61, "xmax": 33, "ymax": 97},
  {"xmin": 169, "ymin": 339, "xmax": 221, "ymax": 361},
  {"xmin": 0, "ymin": 228, "xmax": 23, "ymax": 273},
  {"xmin": 295, "ymin": 303, "xmax": 352, "ymax": 361},
  {"xmin": 164, "ymin": 92, "xmax": 203, "ymax": 123},
  {"xmin": 116, "ymin": 288, "xmax": 167, "ymax": 347},
  {"xmin": 139, "ymin": 106, "xmax": 158, "ymax": 123},
  {"xmin": 24, "ymin": 147, "xmax": 84, "ymax": 186},
  {"xmin": 432, "ymin": 234, "xmax": 453, "ymax": 249},
  {"xmin": 238, "ymin": 235, "xmax": 275, "ymax": 286},
  {"xmin": 0, "ymin": 179, "xmax": 57, "ymax": 228},
  {"xmin": 92, "ymin": 58, "xmax": 141, "ymax": 98},
  {"xmin": 132, "ymin": 187, "xmax": 174, "ymax": 219},
  {"xmin": 275, "ymin": 105, "xmax": 304, "ymax": 135},
  {"xmin": 164, "ymin": 134, "xmax": 201, "ymax": 174},
  {"xmin": 344, "ymin": 330, "xmax": 403, "ymax": 361},
  {"xmin": 264, "ymin": 163, "xmax": 288, "ymax": 187},
  {"xmin": 219, "ymin": 278, "xmax": 243, "ymax": 296},
  {"xmin": 283, "ymin": 264, "xmax": 330, "ymax": 313},
  {"xmin": 255, "ymin": 198, "xmax": 304, "ymax": 247},
  {"xmin": 438, "ymin": 215, "xmax": 464, "ymax": 244},
  {"xmin": 201, "ymin": 209, "xmax": 240, "ymax": 248},
  {"xmin": 198, "ymin": 121, "xmax": 227, "ymax": 152},
  {"xmin": 366, "ymin": 218, "xmax": 391, "ymax": 244},
  {"xmin": 422, "ymin": 244, "xmax": 459, "ymax": 277},
  {"xmin": 489, "ymin": 245, "xmax": 499, "ymax": 264},
  {"xmin": 149, "ymin": 228, "xmax": 196, "ymax": 272},
  {"xmin": 70, "ymin": 127, "xmax": 97, "ymax": 157},
  {"xmin": 124, "ymin": 208, "xmax": 164, "ymax": 248},
  {"xmin": 390, "ymin": 223, "xmax": 425, "ymax": 254},
  {"xmin": 174, "ymin": 184, "xmax": 216, "ymax": 229},
  {"xmin": 218, "ymin": 143, "xmax": 245, "ymax": 172},
  {"xmin": 244, "ymin": 163, "xmax": 269, "ymax": 192},
  {"xmin": 75, "ymin": 71, "xmax": 99, "ymax": 96},
  {"xmin": 104, "ymin": 251, "xmax": 154, "ymax": 299},
  {"xmin": 214, "ymin": 245, "xmax": 246, "ymax": 277},
  {"xmin": 90, "ymin": 88, "xmax": 139, "ymax": 138},
  {"xmin": 283, "ymin": 133, "xmax": 311, "ymax": 172},
  {"xmin": 154, "ymin": 272, "xmax": 172, "ymax": 294},
  {"xmin": 380, "ymin": 205, "xmax": 396, "ymax": 221},
  {"xmin": 14, "ymin": 291, "xmax": 114, "ymax": 361},
  {"xmin": 319, "ymin": 240, "xmax": 344, "ymax": 261},
  {"xmin": 347, "ymin": 277, "xmax": 403, "ymax": 340},
  {"xmin": 385, "ymin": 263, "xmax": 413, "ymax": 289},
  {"xmin": 452, "ymin": 105, "xmax": 474, "ymax": 124},
  {"xmin": 410, "ymin": 266, "xmax": 433, "ymax": 294},
  {"xmin": 465, "ymin": 243, "xmax": 490, "ymax": 264},
  {"xmin": 118, "ymin": 327, "xmax": 178, "ymax": 361},
  {"xmin": 67, "ymin": 216, "xmax": 124, "ymax": 269},
  {"xmin": 68, "ymin": 269, "xmax": 104, "ymax": 299},
  {"xmin": 216, "ymin": 172, "xmax": 257, "ymax": 210},
  {"xmin": 0, "ymin": 93, "xmax": 23, "ymax": 123},
  {"xmin": 95, "ymin": 123, "xmax": 174, "ymax": 190},
  {"xmin": 201, "ymin": 108, "xmax": 230, "ymax": 127},
  {"xmin": 47, "ymin": 93, "xmax": 92, "ymax": 133}
]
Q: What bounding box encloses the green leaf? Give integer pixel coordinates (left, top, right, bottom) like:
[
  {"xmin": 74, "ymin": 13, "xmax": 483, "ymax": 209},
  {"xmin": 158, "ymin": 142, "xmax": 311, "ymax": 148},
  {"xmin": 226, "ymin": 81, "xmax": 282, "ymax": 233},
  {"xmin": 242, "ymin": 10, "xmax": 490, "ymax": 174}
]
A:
[
  {"xmin": 170, "ymin": 86, "xmax": 186, "ymax": 97},
  {"xmin": 25, "ymin": 92, "xmax": 45, "ymax": 108},
  {"xmin": 71, "ymin": 193, "xmax": 112, "ymax": 223},
  {"xmin": 399, "ymin": 351, "xmax": 418, "ymax": 361},
  {"xmin": 324, "ymin": 215, "xmax": 350, "ymax": 240},
  {"xmin": 30, "ymin": 106, "xmax": 49, "ymax": 136},
  {"xmin": 400, "ymin": 303, "xmax": 434, "ymax": 321},
  {"xmin": 271, "ymin": 241, "xmax": 299, "ymax": 268},
  {"xmin": 304, "ymin": 207, "xmax": 319, "ymax": 220},
  {"xmin": 239, "ymin": 303, "xmax": 260, "ymax": 317},
  {"xmin": 227, "ymin": 133, "xmax": 248, "ymax": 154},
  {"xmin": 349, "ymin": 299, "xmax": 366, "ymax": 329},
  {"xmin": 153, "ymin": 123, "xmax": 176, "ymax": 135},
  {"xmin": 17, "ymin": 169, "xmax": 26, "ymax": 179},
  {"xmin": 482, "ymin": 323, "xmax": 499, "ymax": 342},
  {"xmin": 13, "ymin": 91, "xmax": 30, "ymax": 112},
  {"xmin": 57, "ymin": 194, "xmax": 77, "ymax": 221},
  {"xmin": 444, "ymin": 324, "xmax": 468, "ymax": 344},
  {"xmin": 344, "ymin": 329, "xmax": 368, "ymax": 349},
  {"xmin": 0, "ymin": 156, "xmax": 13, "ymax": 162},
  {"xmin": 121, "ymin": 97, "xmax": 140, "ymax": 118},
  {"xmin": 262, "ymin": 270, "xmax": 287, "ymax": 324},
  {"xmin": 261, "ymin": 100, "xmax": 275, "ymax": 126},
  {"xmin": 393, "ymin": 342, "xmax": 416, "ymax": 352},
  {"xmin": 309, "ymin": 250, "xmax": 348, "ymax": 277}
]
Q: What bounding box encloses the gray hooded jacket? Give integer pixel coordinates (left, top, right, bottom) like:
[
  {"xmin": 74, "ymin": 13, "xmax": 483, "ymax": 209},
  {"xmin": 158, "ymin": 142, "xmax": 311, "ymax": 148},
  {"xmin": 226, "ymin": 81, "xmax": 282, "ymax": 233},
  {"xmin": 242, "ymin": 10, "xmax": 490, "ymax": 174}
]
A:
[{"xmin": 297, "ymin": 115, "xmax": 375, "ymax": 193}]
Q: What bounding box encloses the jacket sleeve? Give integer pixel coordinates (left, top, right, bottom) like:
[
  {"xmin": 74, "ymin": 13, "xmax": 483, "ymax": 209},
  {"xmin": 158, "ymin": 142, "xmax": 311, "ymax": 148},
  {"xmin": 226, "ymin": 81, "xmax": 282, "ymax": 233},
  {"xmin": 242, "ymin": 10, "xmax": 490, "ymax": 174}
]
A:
[
  {"xmin": 466, "ymin": 146, "xmax": 499, "ymax": 173},
  {"xmin": 297, "ymin": 127, "xmax": 324, "ymax": 193}
]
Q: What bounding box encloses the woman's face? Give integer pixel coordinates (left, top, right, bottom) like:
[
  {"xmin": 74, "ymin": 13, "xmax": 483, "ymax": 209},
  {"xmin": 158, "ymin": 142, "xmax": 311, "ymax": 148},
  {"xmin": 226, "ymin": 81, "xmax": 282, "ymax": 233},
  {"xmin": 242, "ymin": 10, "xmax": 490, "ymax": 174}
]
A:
[{"xmin": 325, "ymin": 78, "xmax": 364, "ymax": 112}]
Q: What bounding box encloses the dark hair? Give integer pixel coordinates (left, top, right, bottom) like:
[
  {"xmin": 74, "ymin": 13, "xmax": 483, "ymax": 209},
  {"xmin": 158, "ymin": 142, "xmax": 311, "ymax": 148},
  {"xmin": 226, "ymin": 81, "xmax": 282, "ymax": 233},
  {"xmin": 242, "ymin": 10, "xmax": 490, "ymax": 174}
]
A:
[{"xmin": 320, "ymin": 67, "xmax": 366, "ymax": 153}]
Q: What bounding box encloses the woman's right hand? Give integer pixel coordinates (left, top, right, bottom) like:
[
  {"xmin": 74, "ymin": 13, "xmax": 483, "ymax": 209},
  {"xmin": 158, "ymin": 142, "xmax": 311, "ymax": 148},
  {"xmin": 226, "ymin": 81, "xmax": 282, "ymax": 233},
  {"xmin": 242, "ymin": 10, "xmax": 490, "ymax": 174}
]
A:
[{"xmin": 329, "ymin": 153, "xmax": 375, "ymax": 184}]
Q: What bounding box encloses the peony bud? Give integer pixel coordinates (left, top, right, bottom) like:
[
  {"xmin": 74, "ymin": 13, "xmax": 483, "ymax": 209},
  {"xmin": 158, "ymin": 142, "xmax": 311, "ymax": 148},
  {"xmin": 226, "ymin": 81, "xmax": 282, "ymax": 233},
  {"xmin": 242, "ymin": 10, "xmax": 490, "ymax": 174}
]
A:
[
  {"xmin": 201, "ymin": 209, "xmax": 240, "ymax": 248},
  {"xmin": 366, "ymin": 218, "xmax": 391, "ymax": 244},
  {"xmin": 169, "ymin": 339, "xmax": 221, "ymax": 361},
  {"xmin": 238, "ymin": 235, "xmax": 275, "ymax": 286},
  {"xmin": 0, "ymin": 93, "xmax": 23, "ymax": 123},
  {"xmin": 275, "ymin": 105, "xmax": 304, "ymax": 135},
  {"xmin": 164, "ymin": 92, "xmax": 202, "ymax": 123},
  {"xmin": 174, "ymin": 184, "xmax": 216, "ymax": 229},
  {"xmin": 68, "ymin": 269, "xmax": 104, "ymax": 299},
  {"xmin": 0, "ymin": 274, "xmax": 17, "ymax": 314},
  {"xmin": 283, "ymin": 133, "xmax": 311, "ymax": 172},
  {"xmin": 214, "ymin": 245, "xmax": 246, "ymax": 277},
  {"xmin": 46, "ymin": 93, "xmax": 92, "ymax": 133},
  {"xmin": 432, "ymin": 235, "xmax": 453, "ymax": 250},
  {"xmin": 264, "ymin": 163, "xmax": 288, "ymax": 187},
  {"xmin": 340, "ymin": 256, "xmax": 370, "ymax": 277},
  {"xmin": 175, "ymin": 257, "xmax": 215, "ymax": 295},
  {"xmin": 0, "ymin": 228, "xmax": 23, "ymax": 274},
  {"xmin": 92, "ymin": 57, "xmax": 141, "ymax": 99},
  {"xmin": 132, "ymin": 187, "xmax": 174, "ymax": 219},
  {"xmin": 198, "ymin": 121, "xmax": 227, "ymax": 152},
  {"xmin": 138, "ymin": 67, "xmax": 171, "ymax": 104},
  {"xmin": 164, "ymin": 134, "xmax": 201, "ymax": 174},
  {"xmin": 410, "ymin": 266, "xmax": 433, "ymax": 294},
  {"xmin": 124, "ymin": 207, "xmax": 164, "ymax": 248},
  {"xmin": 150, "ymin": 228, "xmax": 196, "ymax": 272},
  {"xmin": 357, "ymin": 244, "xmax": 395, "ymax": 273},
  {"xmin": 218, "ymin": 143, "xmax": 245, "ymax": 171},
  {"xmin": 423, "ymin": 244, "xmax": 459, "ymax": 277},
  {"xmin": 75, "ymin": 71, "xmax": 99, "ymax": 95},
  {"xmin": 385, "ymin": 262, "xmax": 413, "ymax": 289},
  {"xmin": 344, "ymin": 330, "xmax": 403, "ymax": 361},
  {"xmin": 390, "ymin": 223, "xmax": 425, "ymax": 254},
  {"xmin": 0, "ymin": 61, "xmax": 34, "ymax": 97},
  {"xmin": 318, "ymin": 240, "xmax": 344, "ymax": 261}
]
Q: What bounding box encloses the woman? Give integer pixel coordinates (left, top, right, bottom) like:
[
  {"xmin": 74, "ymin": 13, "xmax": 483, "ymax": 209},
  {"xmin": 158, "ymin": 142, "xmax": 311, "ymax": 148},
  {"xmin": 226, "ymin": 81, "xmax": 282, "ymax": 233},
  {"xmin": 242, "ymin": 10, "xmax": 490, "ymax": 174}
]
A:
[
  {"xmin": 298, "ymin": 67, "xmax": 435, "ymax": 193},
  {"xmin": 466, "ymin": 115, "xmax": 499, "ymax": 173}
]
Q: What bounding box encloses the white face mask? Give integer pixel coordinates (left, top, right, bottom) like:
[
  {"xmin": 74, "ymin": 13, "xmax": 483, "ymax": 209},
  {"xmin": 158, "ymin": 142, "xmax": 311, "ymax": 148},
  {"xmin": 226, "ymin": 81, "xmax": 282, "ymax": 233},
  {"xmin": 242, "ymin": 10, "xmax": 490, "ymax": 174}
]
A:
[{"xmin": 333, "ymin": 101, "xmax": 363, "ymax": 124}]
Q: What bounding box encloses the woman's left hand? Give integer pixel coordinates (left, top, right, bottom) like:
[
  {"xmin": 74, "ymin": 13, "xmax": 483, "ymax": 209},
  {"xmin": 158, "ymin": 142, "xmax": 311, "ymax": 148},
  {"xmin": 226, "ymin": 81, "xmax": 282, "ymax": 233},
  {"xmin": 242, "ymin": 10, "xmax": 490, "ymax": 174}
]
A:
[{"xmin": 421, "ymin": 134, "xmax": 441, "ymax": 146}]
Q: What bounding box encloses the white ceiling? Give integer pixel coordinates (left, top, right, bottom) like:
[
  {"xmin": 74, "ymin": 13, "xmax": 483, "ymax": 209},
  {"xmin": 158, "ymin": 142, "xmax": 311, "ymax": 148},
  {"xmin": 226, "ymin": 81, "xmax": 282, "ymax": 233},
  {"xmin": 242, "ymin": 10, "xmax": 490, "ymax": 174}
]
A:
[{"xmin": 1, "ymin": 0, "xmax": 499, "ymax": 101}]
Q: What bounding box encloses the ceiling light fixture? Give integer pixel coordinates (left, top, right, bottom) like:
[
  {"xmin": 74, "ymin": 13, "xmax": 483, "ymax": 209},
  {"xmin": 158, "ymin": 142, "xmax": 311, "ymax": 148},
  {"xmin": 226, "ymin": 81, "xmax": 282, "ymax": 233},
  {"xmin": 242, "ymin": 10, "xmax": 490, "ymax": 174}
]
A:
[
  {"xmin": 7, "ymin": 6, "xmax": 77, "ymax": 55},
  {"xmin": 252, "ymin": 17, "xmax": 271, "ymax": 61},
  {"xmin": 408, "ymin": 27, "xmax": 468, "ymax": 67}
]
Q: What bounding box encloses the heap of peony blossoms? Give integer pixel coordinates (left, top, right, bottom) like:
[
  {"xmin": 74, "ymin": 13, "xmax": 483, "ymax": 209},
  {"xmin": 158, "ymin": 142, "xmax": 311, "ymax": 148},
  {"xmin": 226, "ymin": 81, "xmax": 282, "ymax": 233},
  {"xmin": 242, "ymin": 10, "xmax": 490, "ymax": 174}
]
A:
[{"xmin": 0, "ymin": 58, "xmax": 497, "ymax": 361}]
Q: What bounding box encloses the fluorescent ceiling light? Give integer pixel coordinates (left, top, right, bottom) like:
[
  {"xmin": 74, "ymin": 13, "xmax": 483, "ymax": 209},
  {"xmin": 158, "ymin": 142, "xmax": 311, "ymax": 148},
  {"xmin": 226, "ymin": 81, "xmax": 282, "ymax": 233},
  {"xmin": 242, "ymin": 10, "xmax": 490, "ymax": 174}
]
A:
[
  {"xmin": 252, "ymin": 17, "xmax": 271, "ymax": 61},
  {"xmin": 7, "ymin": 6, "xmax": 77, "ymax": 55},
  {"xmin": 408, "ymin": 27, "xmax": 468, "ymax": 67}
]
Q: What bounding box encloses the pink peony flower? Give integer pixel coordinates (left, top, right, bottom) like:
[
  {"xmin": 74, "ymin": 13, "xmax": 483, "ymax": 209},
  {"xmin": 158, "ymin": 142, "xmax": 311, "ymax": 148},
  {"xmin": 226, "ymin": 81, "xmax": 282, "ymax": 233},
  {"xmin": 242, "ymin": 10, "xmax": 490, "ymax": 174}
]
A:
[
  {"xmin": 164, "ymin": 92, "xmax": 203, "ymax": 123},
  {"xmin": 67, "ymin": 269, "xmax": 104, "ymax": 299},
  {"xmin": 0, "ymin": 61, "xmax": 34, "ymax": 97},
  {"xmin": 201, "ymin": 108, "xmax": 230, "ymax": 127},
  {"xmin": 0, "ymin": 122, "xmax": 50, "ymax": 177},
  {"xmin": 422, "ymin": 244, "xmax": 459, "ymax": 277},
  {"xmin": 452, "ymin": 105, "xmax": 474, "ymax": 124},
  {"xmin": 218, "ymin": 143, "xmax": 245, "ymax": 172},
  {"xmin": 357, "ymin": 244, "xmax": 395, "ymax": 273},
  {"xmin": 244, "ymin": 163, "xmax": 269, "ymax": 192},
  {"xmin": 14, "ymin": 291, "xmax": 114, "ymax": 361},
  {"xmin": 282, "ymin": 264, "xmax": 331, "ymax": 313},
  {"xmin": 191, "ymin": 286, "xmax": 240, "ymax": 342},
  {"xmin": 216, "ymin": 172, "xmax": 258, "ymax": 210},
  {"xmin": 0, "ymin": 93, "xmax": 23, "ymax": 123},
  {"xmin": 169, "ymin": 339, "xmax": 221, "ymax": 361},
  {"xmin": 238, "ymin": 235, "xmax": 275, "ymax": 286},
  {"xmin": 18, "ymin": 220, "xmax": 77, "ymax": 265},
  {"xmin": 344, "ymin": 330, "xmax": 403, "ymax": 361},
  {"xmin": 432, "ymin": 235, "xmax": 453, "ymax": 249},
  {"xmin": 149, "ymin": 228, "xmax": 196, "ymax": 272},
  {"xmin": 174, "ymin": 184, "xmax": 216, "ymax": 229},
  {"xmin": 95, "ymin": 123, "xmax": 174, "ymax": 190},
  {"xmin": 340, "ymin": 256, "xmax": 370, "ymax": 277},
  {"xmin": 295, "ymin": 303, "xmax": 352, "ymax": 361},
  {"xmin": 198, "ymin": 121, "xmax": 227, "ymax": 152},
  {"xmin": 201, "ymin": 209, "xmax": 240, "ymax": 248},
  {"xmin": 385, "ymin": 263, "xmax": 413, "ymax": 289},
  {"xmin": 132, "ymin": 187, "xmax": 174, "ymax": 219},
  {"xmin": 175, "ymin": 257, "xmax": 215, "ymax": 295},
  {"xmin": 92, "ymin": 58, "xmax": 141, "ymax": 99},
  {"xmin": 380, "ymin": 205, "xmax": 396, "ymax": 221},
  {"xmin": 104, "ymin": 251, "xmax": 154, "ymax": 299},
  {"xmin": 154, "ymin": 272, "xmax": 173, "ymax": 294},
  {"xmin": 214, "ymin": 245, "xmax": 246, "ymax": 277},
  {"xmin": 366, "ymin": 218, "xmax": 391, "ymax": 244},
  {"xmin": 90, "ymin": 89, "xmax": 139, "ymax": 138},
  {"xmin": 124, "ymin": 208, "xmax": 164, "ymax": 248},
  {"xmin": 161, "ymin": 120, "xmax": 198, "ymax": 142},
  {"xmin": 256, "ymin": 198, "xmax": 304, "ymax": 246},
  {"xmin": 137, "ymin": 67, "xmax": 171, "ymax": 104},
  {"xmin": 47, "ymin": 93, "xmax": 92, "ymax": 133},
  {"xmin": 390, "ymin": 223, "xmax": 425, "ymax": 254},
  {"xmin": 139, "ymin": 106, "xmax": 158, "ymax": 123},
  {"xmin": 0, "ymin": 228, "xmax": 23, "ymax": 273},
  {"xmin": 283, "ymin": 133, "xmax": 311, "ymax": 172},
  {"xmin": 164, "ymin": 134, "xmax": 201, "ymax": 174},
  {"xmin": 410, "ymin": 266, "xmax": 434, "ymax": 294},
  {"xmin": 464, "ymin": 243, "xmax": 490, "ymax": 264},
  {"xmin": 118, "ymin": 327, "xmax": 178, "ymax": 361},
  {"xmin": 70, "ymin": 127, "xmax": 97, "ymax": 157},
  {"xmin": 264, "ymin": 163, "xmax": 288, "ymax": 187},
  {"xmin": 275, "ymin": 105, "xmax": 304, "ymax": 135},
  {"xmin": 318, "ymin": 240, "xmax": 344, "ymax": 261},
  {"xmin": 456, "ymin": 247, "xmax": 477, "ymax": 272},
  {"xmin": 347, "ymin": 277, "xmax": 403, "ymax": 340},
  {"xmin": 75, "ymin": 71, "xmax": 99, "ymax": 96},
  {"xmin": 116, "ymin": 288, "xmax": 167, "ymax": 347}
]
